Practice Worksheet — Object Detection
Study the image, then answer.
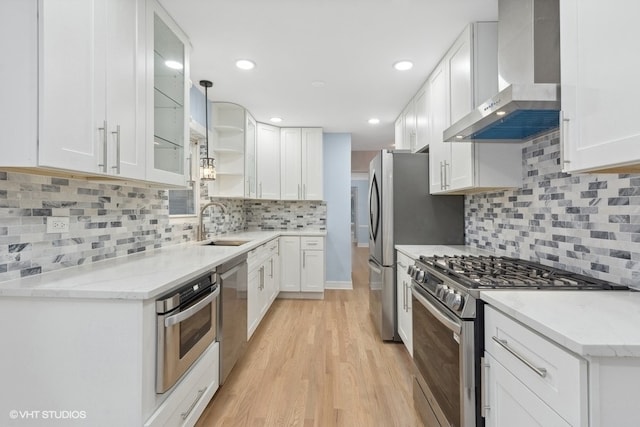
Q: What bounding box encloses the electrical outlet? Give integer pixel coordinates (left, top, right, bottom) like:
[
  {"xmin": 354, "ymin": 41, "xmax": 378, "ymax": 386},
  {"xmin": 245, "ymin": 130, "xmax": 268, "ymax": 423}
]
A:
[{"xmin": 46, "ymin": 216, "xmax": 70, "ymax": 233}]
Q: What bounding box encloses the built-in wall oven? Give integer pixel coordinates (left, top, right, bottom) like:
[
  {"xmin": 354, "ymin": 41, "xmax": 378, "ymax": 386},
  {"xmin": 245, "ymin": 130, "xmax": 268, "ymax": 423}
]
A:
[
  {"xmin": 156, "ymin": 271, "xmax": 220, "ymax": 394},
  {"xmin": 409, "ymin": 254, "xmax": 628, "ymax": 427}
]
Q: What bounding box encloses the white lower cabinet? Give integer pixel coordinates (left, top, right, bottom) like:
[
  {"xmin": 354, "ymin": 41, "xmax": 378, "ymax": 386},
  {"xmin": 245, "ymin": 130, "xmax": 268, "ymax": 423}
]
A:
[
  {"xmin": 483, "ymin": 306, "xmax": 587, "ymax": 426},
  {"xmin": 280, "ymin": 236, "xmax": 325, "ymax": 295},
  {"xmin": 396, "ymin": 251, "xmax": 413, "ymax": 356},
  {"xmin": 247, "ymin": 238, "xmax": 280, "ymax": 339},
  {"xmin": 483, "ymin": 353, "xmax": 570, "ymax": 427},
  {"xmin": 145, "ymin": 342, "xmax": 219, "ymax": 427}
]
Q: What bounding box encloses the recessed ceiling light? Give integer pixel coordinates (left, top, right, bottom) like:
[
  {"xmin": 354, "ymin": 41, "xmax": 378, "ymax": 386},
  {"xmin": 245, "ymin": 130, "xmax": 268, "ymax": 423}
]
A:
[
  {"xmin": 393, "ymin": 60, "xmax": 413, "ymax": 71},
  {"xmin": 496, "ymin": 111, "xmax": 506, "ymax": 116},
  {"xmin": 456, "ymin": 135, "xmax": 464, "ymax": 139},
  {"xmin": 368, "ymin": 118, "xmax": 380, "ymax": 125},
  {"xmin": 311, "ymin": 80, "xmax": 326, "ymax": 88},
  {"xmin": 235, "ymin": 59, "xmax": 256, "ymax": 70},
  {"xmin": 165, "ymin": 60, "xmax": 183, "ymax": 70},
  {"xmin": 270, "ymin": 117, "xmax": 282, "ymax": 123}
]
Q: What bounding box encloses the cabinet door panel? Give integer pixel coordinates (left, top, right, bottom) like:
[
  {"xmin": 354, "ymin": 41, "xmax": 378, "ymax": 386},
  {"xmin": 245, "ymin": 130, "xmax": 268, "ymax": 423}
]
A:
[
  {"xmin": 561, "ymin": 0, "xmax": 640, "ymax": 173},
  {"xmin": 39, "ymin": 0, "xmax": 104, "ymax": 173},
  {"xmin": 485, "ymin": 354, "xmax": 571, "ymax": 427},
  {"xmin": 280, "ymin": 128, "xmax": 302, "ymax": 200},
  {"xmin": 448, "ymin": 26, "xmax": 472, "ymax": 124},
  {"xmin": 414, "ymin": 86, "xmax": 429, "ymax": 153},
  {"xmin": 301, "ymin": 250, "xmax": 324, "ymax": 292},
  {"xmin": 302, "ymin": 128, "xmax": 323, "ymax": 200},
  {"xmin": 280, "ymin": 237, "xmax": 301, "ymax": 292},
  {"xmin": 428, "ymin": 62, "xmax": 450, "ymax": 194},
  {"xmin": 256, "ymin": 123, "xmax": 281, "ymax": 199},
  {"xmin": 106, "ymin": 0, "xmax": 145, "ymax": 179}
]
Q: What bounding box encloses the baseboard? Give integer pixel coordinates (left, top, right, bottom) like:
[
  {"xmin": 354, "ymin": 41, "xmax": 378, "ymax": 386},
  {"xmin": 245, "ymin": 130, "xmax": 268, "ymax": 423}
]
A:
[
  {"xmin": 357, "ymin": 243, "xmax": 368, "ymax": 248},
  {"xmin": 278, "ymin": 291, "xmax": 324, "ymax": 300},
  {"xmin": 324, "ymin": 281, "xmax": 353, "ymax": 290}
]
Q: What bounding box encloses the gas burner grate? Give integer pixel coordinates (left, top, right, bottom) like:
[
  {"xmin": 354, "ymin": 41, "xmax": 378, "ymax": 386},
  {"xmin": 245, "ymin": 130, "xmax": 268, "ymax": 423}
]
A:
[{"xmin": 417, "ymin": 254, "xmax": 625, "ymax": 290}]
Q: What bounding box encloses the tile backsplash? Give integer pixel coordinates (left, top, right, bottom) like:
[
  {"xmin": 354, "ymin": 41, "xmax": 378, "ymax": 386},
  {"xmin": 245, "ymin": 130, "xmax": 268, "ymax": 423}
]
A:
[
  {"xmin": 465, "ymin": 131, "xmax": 640, "ymax": 288},
  {"xmin": 0, "ymin": 171, "xmax": 326, "ymax": 283}
]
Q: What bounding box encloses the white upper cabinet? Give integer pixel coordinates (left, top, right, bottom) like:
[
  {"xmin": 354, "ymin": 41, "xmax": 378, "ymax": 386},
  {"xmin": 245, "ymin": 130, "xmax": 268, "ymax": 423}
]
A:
[
  {"xmin": 256, "ymin": 123, "xmax": 281, "ymax": 199},
  {"xmin": 1, "ymin": 0, "xmax": 190, "ymax": 186},
  {"xmin": 245, "ymin": 113, "xmax": 257, "ymax": 198},
  {"xmin": 394, "ymin": 115, "xmax": 405, "ymax": 150},
  {"xmin": 146, "ymin": 0, "xmax": 190, "ymax": 186},
  {"xmin": 301, "ymin": 128, "xmax": 324, "ymax": 200},
  {"xmin": 427, "ymin": 22, "xmax": 522, "ymax": 195},
  {"xmin": 280, "ymin": 128, "xmax": 323, "ymax": 200},
  {"xmin": 560, "ymin": 0, "xmax": 640, "ymax": 173},
  {"xmin": 414, "ymin": 84, "xmax": 430, "ymax": 153},
  {"xmin": 403, "ymin": 100, "xmax": 417, "ymax": 152}
]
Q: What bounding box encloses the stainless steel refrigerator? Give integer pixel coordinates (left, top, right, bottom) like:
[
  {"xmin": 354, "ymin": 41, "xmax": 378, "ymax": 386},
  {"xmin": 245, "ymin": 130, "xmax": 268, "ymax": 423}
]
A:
[{"xmin": 368, "ymin": 150, "xmax": 464, "ymax": 341}]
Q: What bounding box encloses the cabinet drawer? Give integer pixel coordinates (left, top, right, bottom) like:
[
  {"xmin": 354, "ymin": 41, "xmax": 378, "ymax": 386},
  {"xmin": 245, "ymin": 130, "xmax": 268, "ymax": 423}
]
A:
[
  {"xmin": 301, "ymin": 236, "xmax": 324, "ymax": 250},
  {"xmin": 484, "ymin": 306, "xmax": 587, "ymax": 426},
  {"xmin": 145, "ymin": 342, "xmax": 219, "ymax": 427}
]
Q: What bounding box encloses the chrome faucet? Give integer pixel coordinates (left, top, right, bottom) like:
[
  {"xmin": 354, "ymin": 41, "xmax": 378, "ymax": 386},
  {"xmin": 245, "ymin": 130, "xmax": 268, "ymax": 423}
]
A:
[{"xmin": 198, "ymin": 201, "xmax": 228, "ymax": 241}]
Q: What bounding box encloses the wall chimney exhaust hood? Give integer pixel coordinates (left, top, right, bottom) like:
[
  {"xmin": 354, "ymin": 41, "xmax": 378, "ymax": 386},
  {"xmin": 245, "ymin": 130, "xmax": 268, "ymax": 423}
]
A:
[{"xmin": 444, "ymin": 0, "xmax": 560, "ymax": 143}]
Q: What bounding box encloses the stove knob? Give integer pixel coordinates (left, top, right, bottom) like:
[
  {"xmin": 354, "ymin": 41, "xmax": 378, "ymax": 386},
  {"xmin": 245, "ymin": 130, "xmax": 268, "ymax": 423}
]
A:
[
  {"xmin": 407, "ymin": 265, "xmax": 415, "ymax": 276},
  {"xmin": 435, "ymin": 284, "xmax": 448, "ymax": 299},
  {"xmin": 416, "ymin": 270, "xmax": 425, "ymax": 282},
  {"xmin": 450, "ymin": 292, "xmax": 464, "ymax": 311}
]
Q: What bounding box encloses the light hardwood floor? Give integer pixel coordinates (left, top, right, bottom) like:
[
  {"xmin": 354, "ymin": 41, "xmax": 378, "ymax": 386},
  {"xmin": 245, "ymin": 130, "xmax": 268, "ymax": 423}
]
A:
[{"xmin": 195, "ymin": 245, "xmax": 420, "ymax": 427}]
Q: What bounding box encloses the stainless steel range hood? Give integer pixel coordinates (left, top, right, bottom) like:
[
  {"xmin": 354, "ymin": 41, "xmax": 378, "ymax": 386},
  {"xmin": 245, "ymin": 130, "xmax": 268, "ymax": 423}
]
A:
[{"xmin": 444, "ymin": 0, "xmax": 560, "ymax": 142}]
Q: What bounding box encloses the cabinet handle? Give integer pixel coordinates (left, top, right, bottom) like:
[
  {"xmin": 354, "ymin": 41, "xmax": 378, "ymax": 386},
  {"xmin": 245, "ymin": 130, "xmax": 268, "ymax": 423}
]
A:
[
  {"xmin": 259, "ymin": 182, "xmax": 263, "ymax": 198},
  {"xmin": 298, "ymin": 184, "xmax": 301, "ymax": 199},
  {"xmin": 397, "ymin": 261, "xmax": 406, "ymax": 269},
  {"xmin": 439, "ymin": 161, "xmax": 444, "ymax": 190},
  {"xmin": 111, "ymin": 125, "xmax": 121, "ymax": 174},
  {"xmin": 560, "ymin": 110, "xmax": 571, "ymax": 170},
  {"xmin": 443, "ymin": 161, "xmax": 449, "ymax": 189},
  {"xmin": 270, "ymin": 258, "xmax": 274, "ymax": 278},
  {"xmin": 303, "ymin": 184, "xmax": 306, "ymax": 199},
  {"xmin": 491, "ymin": 336, "xmax": 547, "ymax": 378},
  {"xmin": 181, "ymin": 387, "xmax": 207, "ymax": 420},
  {"xmin": 403, "ymin": 281, "xmax": 408, "ymax": 311},
  {"xmin": 98, "ymin": 121, "xmax": 108, "ymax": 173},
  {"xmin": 259, "ymin": 266, "xmax": 264, "ymax": 290},
  {"xmin": 481, "ymin": 357, "xmax": 490, "ymax": 418}
]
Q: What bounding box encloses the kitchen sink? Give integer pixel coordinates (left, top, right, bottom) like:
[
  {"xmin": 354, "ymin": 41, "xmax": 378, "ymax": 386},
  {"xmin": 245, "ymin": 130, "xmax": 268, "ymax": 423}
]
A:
[{"xmin": 201, "ymin": 240, "xmax": 251, "ymax": 247}]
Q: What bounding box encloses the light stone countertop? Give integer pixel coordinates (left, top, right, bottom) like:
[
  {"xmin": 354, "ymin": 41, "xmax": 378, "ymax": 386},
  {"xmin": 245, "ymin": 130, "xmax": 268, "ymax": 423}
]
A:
[
  {"xmin": 393, "ymin": 245, "xmax": 640, "ymax": 359},
  {"xmin": 0, "ymin": 230, "xmax": 326, "ymax": 300},
  {"xmin": 481, "ymin": 290, "xmax": 640, "ymax": 358}
]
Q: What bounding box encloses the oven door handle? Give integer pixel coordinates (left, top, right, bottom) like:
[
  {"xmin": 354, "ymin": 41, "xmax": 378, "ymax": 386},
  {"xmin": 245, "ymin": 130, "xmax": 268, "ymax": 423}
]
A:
[
  {"xmin": 165, "ymin": 286, "xmax": 220, "ymax": 328},
  {"xmin": 411, "ymin": 285, "xmax": 462, "ymax": 335}
]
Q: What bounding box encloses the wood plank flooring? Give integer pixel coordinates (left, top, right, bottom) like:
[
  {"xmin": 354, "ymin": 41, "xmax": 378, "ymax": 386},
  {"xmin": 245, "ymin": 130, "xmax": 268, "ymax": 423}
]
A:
[{"xmin": 196, "ymin": 246, "xmax": 420, "ymax": 427}]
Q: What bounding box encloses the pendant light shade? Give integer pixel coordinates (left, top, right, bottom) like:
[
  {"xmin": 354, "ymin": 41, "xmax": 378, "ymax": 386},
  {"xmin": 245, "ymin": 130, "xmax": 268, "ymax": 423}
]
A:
[{"xmin": 199, "ymin": 80, "xmax": 216, "ymax": 181}]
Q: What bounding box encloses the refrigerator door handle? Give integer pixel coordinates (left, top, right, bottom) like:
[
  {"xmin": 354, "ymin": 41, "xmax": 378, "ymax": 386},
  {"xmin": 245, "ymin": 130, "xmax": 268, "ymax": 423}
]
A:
[{"xmin": 368, "ymin": 259, "xmax": 383, "ymax": 274}]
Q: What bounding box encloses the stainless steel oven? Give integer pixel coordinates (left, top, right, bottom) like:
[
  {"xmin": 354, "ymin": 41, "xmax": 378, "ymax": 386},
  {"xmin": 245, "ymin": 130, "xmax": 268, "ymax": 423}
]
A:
[
  {"xmin": 409, "ymin": 254, "xmax": 628, "ymax": 427},
  {"xmin": 156, "ymin": 271, "xmax": 220, "ymax": 393},
  {"xmin": 411, "ymin": 282, "xmax": 478, "ymax": 427}
]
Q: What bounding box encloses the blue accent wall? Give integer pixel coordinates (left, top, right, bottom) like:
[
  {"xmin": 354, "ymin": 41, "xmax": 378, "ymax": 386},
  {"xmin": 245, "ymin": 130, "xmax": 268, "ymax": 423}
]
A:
[{"xmin": 323, "ymin": 133, "xmax": 352, "ymax": 283}]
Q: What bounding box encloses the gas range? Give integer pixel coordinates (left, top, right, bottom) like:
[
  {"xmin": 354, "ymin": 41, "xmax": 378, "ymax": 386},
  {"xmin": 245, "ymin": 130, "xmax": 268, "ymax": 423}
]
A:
[{"xmin": 409, "ymin": 254, "xmax": 628, "ymax": 319}]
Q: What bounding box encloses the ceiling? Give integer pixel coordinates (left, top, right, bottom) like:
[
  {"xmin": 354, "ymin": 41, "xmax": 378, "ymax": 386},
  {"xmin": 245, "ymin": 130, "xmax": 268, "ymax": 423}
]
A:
[{"xmin": 159, "ymin": 0, "xmax": 498, "ymax": 151}]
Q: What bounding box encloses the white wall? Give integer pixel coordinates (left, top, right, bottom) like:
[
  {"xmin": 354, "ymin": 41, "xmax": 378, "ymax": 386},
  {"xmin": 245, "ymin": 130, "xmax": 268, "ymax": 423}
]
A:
[{"xmin": 323, "ymin": 133, "xmax": 352, "ymax": 287}]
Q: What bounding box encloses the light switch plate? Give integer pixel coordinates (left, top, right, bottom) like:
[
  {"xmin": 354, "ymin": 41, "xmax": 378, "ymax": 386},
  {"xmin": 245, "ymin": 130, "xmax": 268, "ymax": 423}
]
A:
[{"xmin": 46, "ymin": 216, "xmax": 70, "ymax": 233}]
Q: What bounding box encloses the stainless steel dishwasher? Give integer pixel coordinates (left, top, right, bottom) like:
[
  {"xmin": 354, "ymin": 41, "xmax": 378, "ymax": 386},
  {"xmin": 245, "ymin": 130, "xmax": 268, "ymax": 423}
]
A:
[{"xmin": 217, "ymin": 253, "xmax": 248, "ymax": 384}]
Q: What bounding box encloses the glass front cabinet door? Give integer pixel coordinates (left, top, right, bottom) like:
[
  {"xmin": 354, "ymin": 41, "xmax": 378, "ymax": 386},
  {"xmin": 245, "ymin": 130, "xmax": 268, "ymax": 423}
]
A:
[{"xmin": 146, "ymin": 0, "xmax": 190, "ymax": 186}]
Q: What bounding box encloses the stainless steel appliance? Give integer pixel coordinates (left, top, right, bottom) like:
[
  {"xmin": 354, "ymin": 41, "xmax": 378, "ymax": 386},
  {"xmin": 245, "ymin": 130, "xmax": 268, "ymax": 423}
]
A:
[
  {"xmin": 156, "ymin": 272, "xmax": 220, "ymax": 393},
  {"xmin": 218, "ymin": 253, "xmax": 248, "ymax": 384},
  {"xmin": 444, "ymin": 0, "xmax": 561, "ymax": 143},
  {"xmin": 368, "ymin": 150, "xmax": 464, "ymax": 341},
  {"xmin": 409, "ymin": 254, "xmax": 628, "ymax": 427}
]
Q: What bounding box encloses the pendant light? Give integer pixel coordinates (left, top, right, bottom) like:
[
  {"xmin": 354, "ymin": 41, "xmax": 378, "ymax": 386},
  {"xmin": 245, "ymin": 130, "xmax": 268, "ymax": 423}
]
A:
[{"xmin": 199, "ymin": 80, "xmax": 216, "ymax": 181}]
